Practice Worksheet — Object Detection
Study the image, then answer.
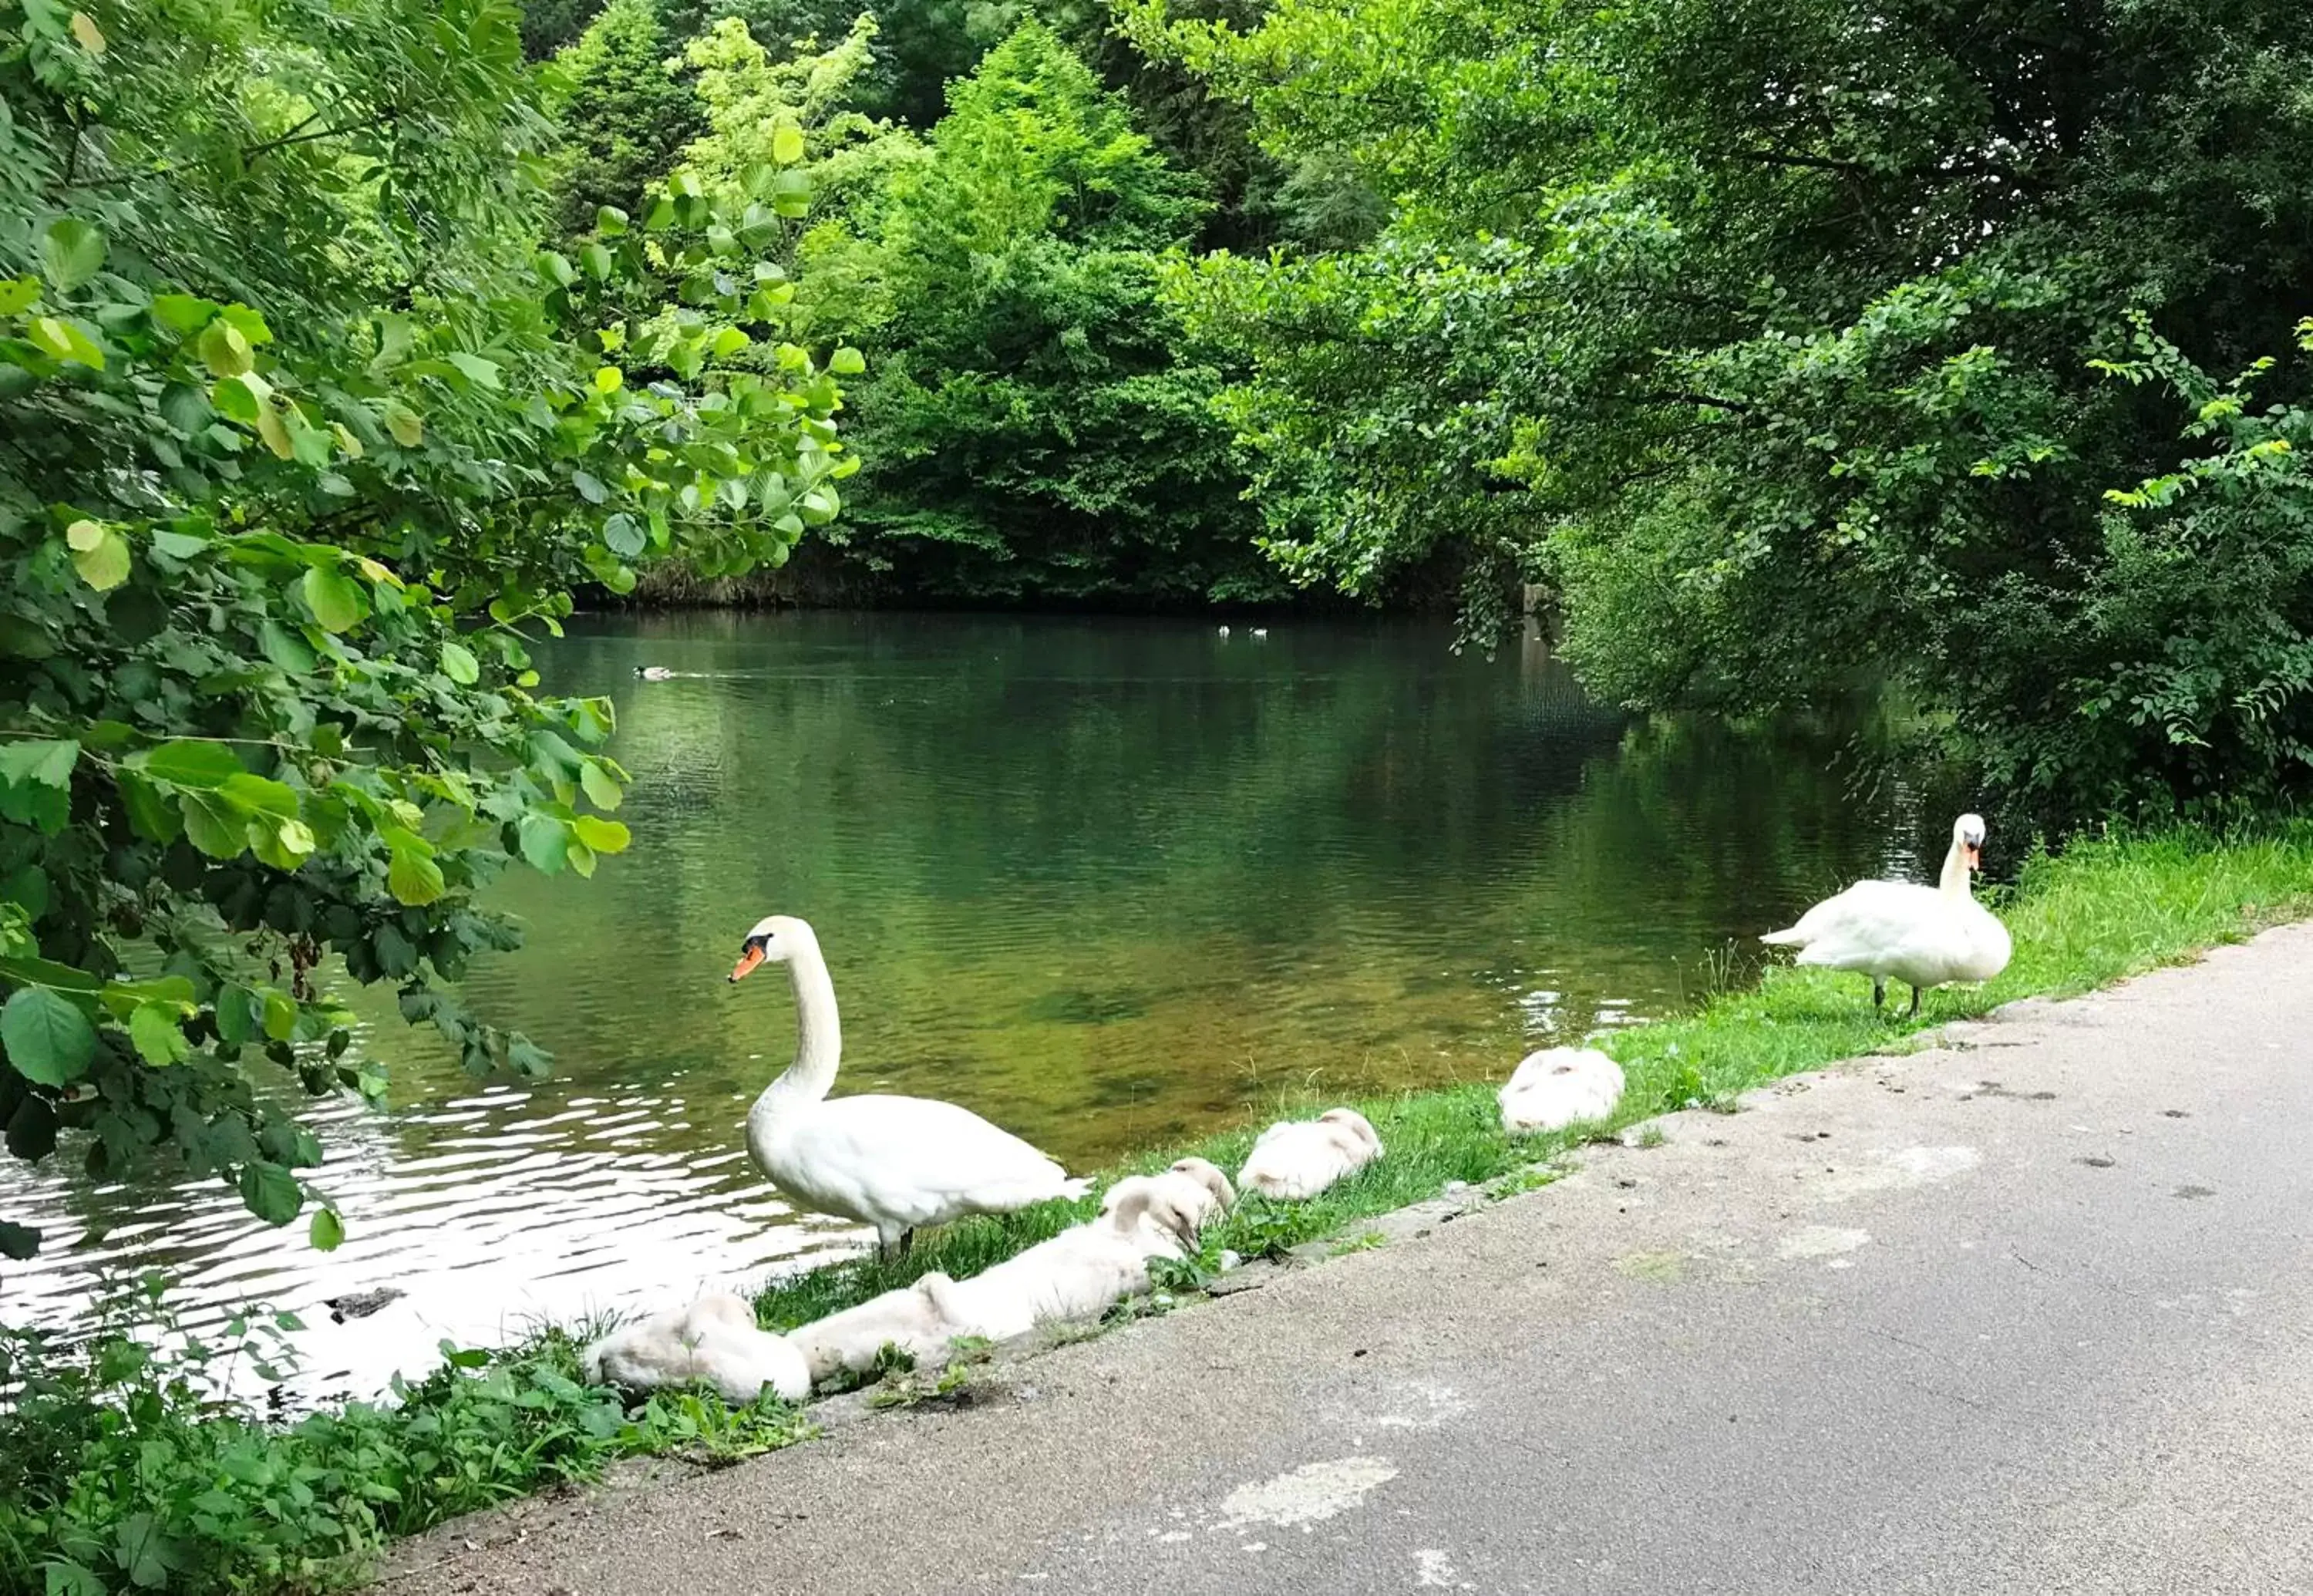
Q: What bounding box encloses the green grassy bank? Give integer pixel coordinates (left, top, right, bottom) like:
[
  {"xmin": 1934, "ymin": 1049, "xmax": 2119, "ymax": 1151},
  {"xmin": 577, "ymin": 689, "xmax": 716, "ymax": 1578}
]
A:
[{"xmin": 6, "ymin": 823, "xmax": 2310, "ymax": 1596}]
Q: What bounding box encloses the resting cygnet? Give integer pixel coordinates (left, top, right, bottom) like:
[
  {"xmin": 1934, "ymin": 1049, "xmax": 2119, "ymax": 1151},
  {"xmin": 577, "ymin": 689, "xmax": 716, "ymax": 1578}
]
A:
[
  {"xmin": 1497, "ymin": 1046, "xmax": 1625, "ymax": 1134},
  {"xmin": 1236, "ymin": 1107, "xmax": 1384, "ymax": 1200},
  {"xmin": 938, "ymin": 1185, "xmax": 1204, "ymax": 1344},
  {"xmin": 582, "ymin": 1291, "xmax": 809, "ymax": 1404},
  {"xmin": 1101, "ymin": 1157, "xmax": 1235, "ymax": 1252},
  {"xmin": 786, "ymin": 1271, "xmax": 965, "ymax": 1386}
]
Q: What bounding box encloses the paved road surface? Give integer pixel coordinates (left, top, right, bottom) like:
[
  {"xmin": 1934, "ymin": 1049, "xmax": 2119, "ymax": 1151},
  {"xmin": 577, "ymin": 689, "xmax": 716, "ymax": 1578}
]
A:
[{"xmin": 385, "ymin": 924, "xmax": 2313, "ymax": 1595}]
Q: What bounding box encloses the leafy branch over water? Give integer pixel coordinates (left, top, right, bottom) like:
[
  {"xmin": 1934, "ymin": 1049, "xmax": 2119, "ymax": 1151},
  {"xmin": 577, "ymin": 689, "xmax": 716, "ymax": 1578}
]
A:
[{"xmin": 0, "ymin": 0, "xmax": 853, "ymax": 1251}]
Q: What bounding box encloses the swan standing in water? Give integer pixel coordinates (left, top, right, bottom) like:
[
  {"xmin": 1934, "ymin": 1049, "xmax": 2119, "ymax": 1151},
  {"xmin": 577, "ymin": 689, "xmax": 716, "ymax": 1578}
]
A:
[
  {"xmin": 633, "ymin": 665, "xmax": 678, "ymax": 681},
  {"xmin": 729, "ymin": 915, "xmax": 1090, "ymax": 1258},
  {"xmin": 1499, "ymin": 1047, "xmax": 1625, "ymax": 1134},
  {"xmin": 1762, "ymin": 813, "xmax": 2013, "ymax": 1015},
  {"xmin": 582, "ymin": 1292, "xmax": 809, "ymax": 1403}
]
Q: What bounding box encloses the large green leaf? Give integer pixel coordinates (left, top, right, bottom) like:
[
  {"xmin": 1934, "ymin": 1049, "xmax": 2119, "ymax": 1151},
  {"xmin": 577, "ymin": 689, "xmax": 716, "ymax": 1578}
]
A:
[
  {"xmin": 127, "ymin": 1002, "xmax": 190, "ymax": 1066},
  {"xmin": 1, "ymin": 987, "xmax": 96, "ymax": 1086},
  {"xmin": 571, "ymin": 813, "xmax": 630, "ymax": 854},
  {"xmin": 69, "ymin": 525, "xmax": 131, "ymax": 591},
  {"xmin": 142, "ymin": 739, "xmax": 244, "ymax": 788},
  {"xmin": 387, "ymin": 847, "xmax": 446, "ymax": 905},
  {"xmin": 300, "ymin": 566, "xmax": 367, "ymax": 632},
  {"xmin": 237, "ymin": 1160, "xmax": 304, "ymax": 1224},
  {"xmin": 39, "ymin": 217, "xmax": 106, "ymax": 292},
  {"xmin": 0, "ymin": 1218, "xmax": 39, "ymax": 1259},
  {"xmin": 178, "ymin": 791, "xmax": 247, "ymax": 858},
  {"xmin": 309, "ymin": 1208, "xmax": 345, "ymax": 1251},
  {"xmin": 0, "ymin": 738, "xmax": 78, "ymax": 790},
  {"xmin": 516, "ymin": 812, "xmax": 572, "ymax": 874}
]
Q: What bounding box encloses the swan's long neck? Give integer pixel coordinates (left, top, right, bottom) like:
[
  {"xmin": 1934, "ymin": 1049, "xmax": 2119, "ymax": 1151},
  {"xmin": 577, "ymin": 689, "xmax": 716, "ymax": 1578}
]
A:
[
  {"xmin": 745, "ymin": 938, "xmax": 842, "ymax": 1166},
  {"xmin": 1938, "ymin": 837, "xmax": 1975, "ymax": 898}
]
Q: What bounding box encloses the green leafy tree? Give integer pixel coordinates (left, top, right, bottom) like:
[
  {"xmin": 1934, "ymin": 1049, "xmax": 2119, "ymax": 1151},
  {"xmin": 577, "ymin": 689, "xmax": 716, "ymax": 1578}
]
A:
[
  {"xmin": 0, "ymin": 0, "xmax": 853, "ymax": 1255},
  {"xmin": 522, "ymin": 0, "xmax": 608, "ymax": 57},
  {"xmin": 1132, "ymin": 0, "xmax": 2313, "ymax": 814},
  {"xmin": 549, "ymin": 0, "xmax": 705, "ymax": 235},
  {"xmin": 810, "ymin": 22, "xmax": 1269, "ymax": 601}
]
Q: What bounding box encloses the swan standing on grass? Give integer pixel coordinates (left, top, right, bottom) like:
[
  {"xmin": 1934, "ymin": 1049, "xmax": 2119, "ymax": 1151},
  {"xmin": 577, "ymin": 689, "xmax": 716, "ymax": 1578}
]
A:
[
  {"xmin": 1237, "ymin": 1108, "xmax": 1384, "ymax": 1200},
  {"xmin": 582, "ymin": 1292, "xmax": 810, "ymax": 1404},
  {"xmin": 1762, "ymin": 813, "xmax": 2013, "ymax": 1015},
  {"xmin": 1499, "ymin": 1047, "xmax": 1625, "ymax": 1134},
  {"xmin": 729, "ymin": 914, "xmax": 1091, "ymax": 1258}
]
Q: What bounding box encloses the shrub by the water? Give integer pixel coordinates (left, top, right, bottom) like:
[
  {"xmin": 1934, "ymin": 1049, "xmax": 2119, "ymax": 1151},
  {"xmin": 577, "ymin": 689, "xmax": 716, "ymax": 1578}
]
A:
[{"xmin": 0, "ymin": 1278, "xmax": 810, "ymax": 1595}]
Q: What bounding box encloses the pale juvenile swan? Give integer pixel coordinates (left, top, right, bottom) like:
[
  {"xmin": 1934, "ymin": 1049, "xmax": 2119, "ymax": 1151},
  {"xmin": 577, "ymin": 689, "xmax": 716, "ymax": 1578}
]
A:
[
  {"xmin": 1133, "ymin": 1157, "xmax": 1236, "ymax": 1234},
  {"xmin": 730, "ymin": 915, "xmax": 1090, "ymax": 1257},
  {"xmin": 935, "ymin": 1185, "xmax": 1204, "ymax": 1343},
  {"xmin": 582, "ymin": 1291, "xmax": 809, "ymax": 1404},
  {"xmin": 1237, "ymin": 1107, "xmax": 1383, "ymax": 1201},
  {"xmin": 1499, "ymin": 1046, "xmax": 1626, "ymax": 1134},
  {"xmin": 1762, "ymin": 813, "xmax": 2013, "ymax": 1015},
  {"xmin": 786, "ymin": 1272, "xmax": 966, "ymax": 1385}
]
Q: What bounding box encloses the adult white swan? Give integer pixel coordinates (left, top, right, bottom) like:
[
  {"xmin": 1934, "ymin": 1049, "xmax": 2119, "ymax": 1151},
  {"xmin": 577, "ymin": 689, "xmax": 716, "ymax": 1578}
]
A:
[
  {"xmin": 1762, "ymin": 813, "xmax": 2012, "ymax": 1015},
  {"xmin": 729, "ymin": 914, "xmax": 1089, "ymax": 1257}
]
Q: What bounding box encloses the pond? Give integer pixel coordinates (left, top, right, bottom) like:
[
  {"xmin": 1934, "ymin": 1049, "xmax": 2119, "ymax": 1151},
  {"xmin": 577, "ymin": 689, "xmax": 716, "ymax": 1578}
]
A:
[{"xmin": 0, "ymin": 611, "xmax": 1929, "ymax": 1396}]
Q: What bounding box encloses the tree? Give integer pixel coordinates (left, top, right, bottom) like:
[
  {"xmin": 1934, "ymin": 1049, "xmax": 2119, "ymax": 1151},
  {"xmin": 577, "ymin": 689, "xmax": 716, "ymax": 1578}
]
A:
[
  {"xmin": 807, "ymin": 22, "xmax": 1271, "ymax": 601},
  {"xmin": 549, "ymin": 0, "xmax": 705, "ymax": 235},
  {"xmin": 1132, "ymin": 0, "xmax": 2313, "ymax": 816},
  {"xmin": 0, "ymin": 0, "xmax": 853, "ymax": 1254}
]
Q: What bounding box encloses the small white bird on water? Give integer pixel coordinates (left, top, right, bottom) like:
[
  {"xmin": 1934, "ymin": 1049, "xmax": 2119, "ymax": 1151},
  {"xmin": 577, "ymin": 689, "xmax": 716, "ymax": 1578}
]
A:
[{"xmin": 1762, "ymin": 813, "xmax": 2012, "ymax": 1016}]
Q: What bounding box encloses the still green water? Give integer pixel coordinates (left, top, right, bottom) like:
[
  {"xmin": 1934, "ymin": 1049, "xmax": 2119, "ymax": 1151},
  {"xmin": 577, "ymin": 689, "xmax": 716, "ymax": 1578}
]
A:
[{"xmin": 2, "ymin": 613, "xmax": 1922, "ymax": 1392}]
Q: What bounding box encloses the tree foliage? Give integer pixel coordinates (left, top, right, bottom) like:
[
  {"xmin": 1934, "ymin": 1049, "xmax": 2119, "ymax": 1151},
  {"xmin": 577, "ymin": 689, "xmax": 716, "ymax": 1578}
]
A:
[
  {"xmin": 796, "ymin": 22, "xmax": 1271, "ymax": 601},
  {"xmin": 1132, "ymin": 0, "xmax": 2313, "ymax": 813},
  {"xmin": 549, "ymin": 0, "xmax": 706, "ymax": 236},
  {"xmin": 0, "ymin": 0, "xmax": 852, "ymax": 1250}
]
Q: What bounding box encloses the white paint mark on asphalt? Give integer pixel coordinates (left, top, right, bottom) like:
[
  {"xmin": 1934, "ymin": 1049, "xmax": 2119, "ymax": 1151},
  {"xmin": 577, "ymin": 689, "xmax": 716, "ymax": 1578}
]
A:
[
  {"xmin": 1416, "ymin": 1547, "xmax": 1473, "ymax": 1587},
  {"xmin": 1779, "ymin": 1225, "xmax": 1871, "ymax": 1261},
  {"xmin": 1370, "ymin": 1380, "xmax": 1470, "ymax": 1429},
  {"xmin": 1815, "ymin": 1146, "xmax": 1981, "ymax": 1201},
  {"xmin": 1218, "ymin": 1456, "xmax": 1398, "ymax": 1532}
]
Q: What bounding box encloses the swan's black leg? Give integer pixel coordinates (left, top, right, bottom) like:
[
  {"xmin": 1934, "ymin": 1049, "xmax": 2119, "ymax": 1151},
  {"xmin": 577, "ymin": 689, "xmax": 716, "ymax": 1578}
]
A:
[
  {"xmin": 1909, "ymin": 985, "xmax": 1922, "ymax": 1019},
  {"xmin": 898, "ymin": 1227, "xmax": 914, "ymax": 1259},
  {"xmin": 1873, "ymin": 978, "xmax": 1887, "ymax": 1011}
]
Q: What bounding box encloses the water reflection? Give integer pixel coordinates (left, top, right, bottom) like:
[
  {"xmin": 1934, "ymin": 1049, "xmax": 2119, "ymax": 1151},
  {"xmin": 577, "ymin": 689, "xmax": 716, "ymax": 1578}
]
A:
[{"xmin": 1, "ymin": 612, "xmax": 1922, "ymax": 1396}]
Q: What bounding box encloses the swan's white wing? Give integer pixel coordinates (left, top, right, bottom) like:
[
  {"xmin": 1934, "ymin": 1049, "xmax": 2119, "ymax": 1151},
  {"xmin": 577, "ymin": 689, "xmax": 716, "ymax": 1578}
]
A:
[
  {"xmin": 1779, "ymin": 881, "xmax": 2006, "ymax": 985},
  {"xmin": 792, "ymin": 1094, "xmax": 1081, "ymax": 1230}
]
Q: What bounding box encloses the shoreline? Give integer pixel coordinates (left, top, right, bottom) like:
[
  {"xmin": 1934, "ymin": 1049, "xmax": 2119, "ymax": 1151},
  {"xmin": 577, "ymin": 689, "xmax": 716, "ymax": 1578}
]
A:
[
  {"xmin": 379, "ymin": 913, "xmax": 2313, "ymax": 1596},
  {"xmin": 9, "ymin": 820, "xmax": 2311, "ymax": 1595}
]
